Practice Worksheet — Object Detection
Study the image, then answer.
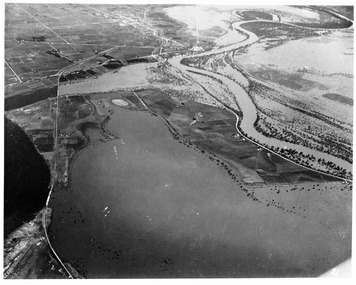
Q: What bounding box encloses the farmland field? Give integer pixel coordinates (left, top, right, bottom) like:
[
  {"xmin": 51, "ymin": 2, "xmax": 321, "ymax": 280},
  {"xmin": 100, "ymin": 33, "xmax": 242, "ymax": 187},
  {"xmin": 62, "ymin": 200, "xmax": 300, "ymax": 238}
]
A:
[{"xmin": 4, "ymin": 4, "xmax": 353, "ymax": 279}]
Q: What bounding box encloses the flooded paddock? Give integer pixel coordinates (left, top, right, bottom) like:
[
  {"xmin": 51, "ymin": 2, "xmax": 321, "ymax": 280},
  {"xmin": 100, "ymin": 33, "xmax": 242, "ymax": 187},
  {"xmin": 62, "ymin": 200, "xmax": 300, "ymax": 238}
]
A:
[{"xmin": 49, "ymin": 101, "xmax": 351, "ymax": 278}]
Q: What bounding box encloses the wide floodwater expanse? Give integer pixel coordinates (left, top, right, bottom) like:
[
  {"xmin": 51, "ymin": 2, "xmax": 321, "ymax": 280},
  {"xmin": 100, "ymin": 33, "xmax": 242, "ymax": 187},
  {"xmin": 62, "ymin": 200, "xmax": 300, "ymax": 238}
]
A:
[{"xmin": 49, "ymin": 104, "xmax": 350, "ymax": 277}]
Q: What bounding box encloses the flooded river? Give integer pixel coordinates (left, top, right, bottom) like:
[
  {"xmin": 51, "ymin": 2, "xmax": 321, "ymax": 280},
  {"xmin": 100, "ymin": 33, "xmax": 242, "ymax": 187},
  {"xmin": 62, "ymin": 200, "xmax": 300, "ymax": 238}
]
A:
[{"xmin": 168, "ymin": 22, "xmax": 352, "ymax": 174}]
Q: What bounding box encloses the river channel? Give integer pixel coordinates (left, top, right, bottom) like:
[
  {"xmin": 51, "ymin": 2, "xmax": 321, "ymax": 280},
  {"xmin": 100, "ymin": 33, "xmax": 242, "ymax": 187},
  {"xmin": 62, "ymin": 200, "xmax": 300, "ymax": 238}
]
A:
[{"xmin": 168, "ymin": 21, "xmax": 352, "ymax": 173}]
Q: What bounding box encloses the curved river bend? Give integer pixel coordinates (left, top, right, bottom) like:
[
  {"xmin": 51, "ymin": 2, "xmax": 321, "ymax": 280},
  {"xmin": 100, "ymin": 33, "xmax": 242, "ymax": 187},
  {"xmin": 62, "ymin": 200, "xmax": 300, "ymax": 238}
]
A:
[{"xmin": 168, "ymin": 21, "xmax": 352, "ymax": 174}]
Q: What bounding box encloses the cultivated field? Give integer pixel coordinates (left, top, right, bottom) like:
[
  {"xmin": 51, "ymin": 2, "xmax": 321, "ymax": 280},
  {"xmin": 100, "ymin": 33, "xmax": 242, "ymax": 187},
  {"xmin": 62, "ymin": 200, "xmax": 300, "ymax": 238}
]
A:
[{"xmin": 5, "ymin": 4, "xmax": 192, "ymax": 103}]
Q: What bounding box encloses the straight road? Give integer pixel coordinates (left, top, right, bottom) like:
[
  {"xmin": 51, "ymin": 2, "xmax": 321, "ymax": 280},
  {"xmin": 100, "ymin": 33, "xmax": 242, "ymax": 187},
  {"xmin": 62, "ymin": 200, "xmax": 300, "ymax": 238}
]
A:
[{"xmin": 15, "ymin": 4, "xmax": 71, "ymax": 45}]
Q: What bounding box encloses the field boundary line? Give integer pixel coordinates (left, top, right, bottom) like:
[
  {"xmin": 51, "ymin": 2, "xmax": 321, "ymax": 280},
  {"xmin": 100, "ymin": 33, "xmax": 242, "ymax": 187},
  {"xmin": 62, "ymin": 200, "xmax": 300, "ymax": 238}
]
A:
[{"xmin": 5, "ymin": 59, "xmax": 22, "ymax": 83}]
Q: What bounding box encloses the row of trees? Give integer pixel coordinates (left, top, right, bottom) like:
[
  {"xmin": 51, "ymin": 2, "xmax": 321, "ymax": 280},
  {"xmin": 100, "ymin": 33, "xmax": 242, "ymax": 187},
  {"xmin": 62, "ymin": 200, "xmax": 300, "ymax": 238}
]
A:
[{"xmin": 254, "ymin": 113, "xmax": 352, "ymax": 164}]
